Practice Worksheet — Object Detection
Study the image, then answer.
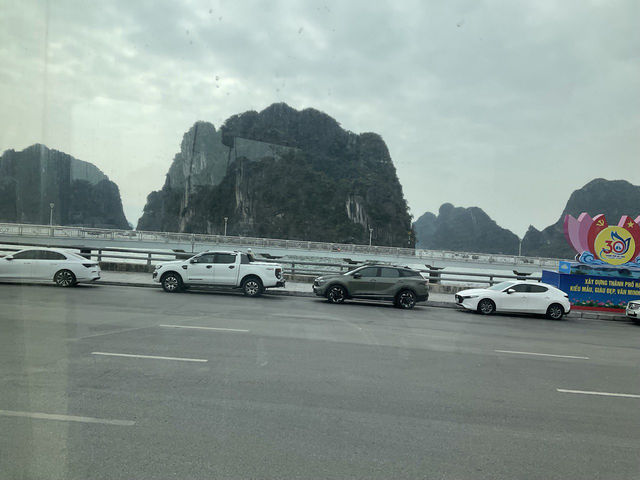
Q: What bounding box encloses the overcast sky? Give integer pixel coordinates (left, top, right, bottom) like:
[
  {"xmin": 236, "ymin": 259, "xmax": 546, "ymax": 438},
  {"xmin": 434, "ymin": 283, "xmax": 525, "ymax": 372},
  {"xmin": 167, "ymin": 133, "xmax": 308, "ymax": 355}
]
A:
[{"xmin": 1, "ymin": 0, "xmax": 638, "ymax": 236}]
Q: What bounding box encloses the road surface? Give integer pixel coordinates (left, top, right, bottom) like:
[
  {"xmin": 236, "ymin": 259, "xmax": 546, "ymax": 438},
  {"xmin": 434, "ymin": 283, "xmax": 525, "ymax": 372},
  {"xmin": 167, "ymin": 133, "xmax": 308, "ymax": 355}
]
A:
[{"xmin": 1, "ymin": 283, "xmax": 638, "ymax": 479}]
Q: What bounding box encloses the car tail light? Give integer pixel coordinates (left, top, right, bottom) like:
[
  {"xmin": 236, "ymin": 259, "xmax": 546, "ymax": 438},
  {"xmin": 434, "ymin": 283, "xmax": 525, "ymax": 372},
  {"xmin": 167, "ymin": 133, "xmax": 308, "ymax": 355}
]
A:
[
  {"xmin": 275, "ymin": 268, "xmax": 282, "ymax": 279},
  {"xmin": 82, "ymin": 263, "xmax": 95, "ymax": 268}
]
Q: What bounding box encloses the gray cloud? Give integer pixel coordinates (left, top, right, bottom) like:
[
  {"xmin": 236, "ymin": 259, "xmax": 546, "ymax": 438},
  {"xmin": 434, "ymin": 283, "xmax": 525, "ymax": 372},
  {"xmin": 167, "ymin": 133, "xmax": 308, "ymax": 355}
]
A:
[{"xmin": 1, "ymin": 0, "xmax": 638, "ymax": 234}]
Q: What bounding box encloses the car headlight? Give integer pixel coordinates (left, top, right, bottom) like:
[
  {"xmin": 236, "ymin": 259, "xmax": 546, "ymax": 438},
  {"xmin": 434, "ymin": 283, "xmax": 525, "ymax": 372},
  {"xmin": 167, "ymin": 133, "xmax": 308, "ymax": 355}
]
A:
[
  {"xmin": 155, "ymin": 264, "xmax": 162, "ymax": 270},
  {"xmin": 316, "ymin": 278, "xmax": 326, "ymax": 285},
  {"xmin": 463, "ymin": 295, "xmax": 478, "ymax": 299}
]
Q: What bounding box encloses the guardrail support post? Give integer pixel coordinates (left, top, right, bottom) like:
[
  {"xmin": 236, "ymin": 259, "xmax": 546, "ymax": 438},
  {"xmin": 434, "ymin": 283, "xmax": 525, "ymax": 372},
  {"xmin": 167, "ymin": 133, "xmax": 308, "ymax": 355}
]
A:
[
  {"xmin": 146, "ymin": 253, "xmax": 152, "ymax": 268},
  {"xmin": 98, "ymin": 249, "xmax": 102, "ymax": 262},
  {"xmin": 489, "ymin": 275, "xmax": 494, "ymax": 285},
  {"xmin": 291, "ymin": 262, "xmax": 295, "ymax": 276}
]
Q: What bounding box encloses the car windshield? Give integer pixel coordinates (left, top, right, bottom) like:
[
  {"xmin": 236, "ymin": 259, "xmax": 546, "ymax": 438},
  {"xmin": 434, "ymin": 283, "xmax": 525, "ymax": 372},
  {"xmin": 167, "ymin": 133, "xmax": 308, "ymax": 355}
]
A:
[
  {"xmin": 345, "ymin": 266, "xmax": 366, "ymax": 275},
  {"xmin": 487, "ymin": 281, "xmax": 517, "ymax": 291}
]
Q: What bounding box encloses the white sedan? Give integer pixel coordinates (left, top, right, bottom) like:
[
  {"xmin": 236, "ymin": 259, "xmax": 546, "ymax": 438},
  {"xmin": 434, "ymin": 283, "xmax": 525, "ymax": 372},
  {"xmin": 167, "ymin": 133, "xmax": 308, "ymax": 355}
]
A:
[
  {"xmin": 455, "ymin": 281, "xmax": 571, "ymax": 320},
  {"xmin": 0, "ymin": 248, "xmax": 100, "ymax": 287}
]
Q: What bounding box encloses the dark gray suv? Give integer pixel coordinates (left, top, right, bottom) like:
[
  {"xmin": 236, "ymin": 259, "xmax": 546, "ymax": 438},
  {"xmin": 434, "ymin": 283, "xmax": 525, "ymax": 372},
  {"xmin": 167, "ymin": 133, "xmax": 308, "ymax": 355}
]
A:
[{"xmin": 312, "ymin": 265, "xmax": 429, "ymax": 309}]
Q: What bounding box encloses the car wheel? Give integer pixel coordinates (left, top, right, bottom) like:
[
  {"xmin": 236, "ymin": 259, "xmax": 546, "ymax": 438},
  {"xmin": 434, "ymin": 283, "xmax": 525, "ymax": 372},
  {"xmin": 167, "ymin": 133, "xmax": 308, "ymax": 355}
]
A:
[
  {"xmin": 396, "ymin": 290, "xmax": 417, "ymax": 309},
  {"xmin": 546, "ymin": 303, "xmax": 564, "ymax": 320},
  {"xmin": 161, "ymin": 273, "xmax": 183, "ymax": 293},
  {"xmin": 242, "ymin": 277, "xmax": 264, "ymax": 297},
  {"xmin": 477, "ymin": 298, "xmax": 495, "ymax": 315},
  {"xmin": 326, "ymin": 285, "xmax": 346, "ymax": 304},
  {"xmin": 54, "ymin": 269, "xmax": 76, "ymax": 287}
]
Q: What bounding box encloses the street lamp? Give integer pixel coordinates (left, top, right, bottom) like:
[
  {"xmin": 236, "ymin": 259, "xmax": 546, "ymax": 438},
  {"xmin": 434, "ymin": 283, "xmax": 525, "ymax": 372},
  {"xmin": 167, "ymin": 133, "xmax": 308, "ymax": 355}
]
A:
[
  {"xmin": 369, "ymin": 227, "xmax": 373, "ymax": 247},
  {"xmin": 49, "ymin": 203, "xmax": 55, "ymax": 226},
  {"xmin": 518, "ymin": 238, "xmax": 523, "ymax": 257},
  {"xmin": 224, "ymin": 217, "xmax": 228, "ymax": 236}
]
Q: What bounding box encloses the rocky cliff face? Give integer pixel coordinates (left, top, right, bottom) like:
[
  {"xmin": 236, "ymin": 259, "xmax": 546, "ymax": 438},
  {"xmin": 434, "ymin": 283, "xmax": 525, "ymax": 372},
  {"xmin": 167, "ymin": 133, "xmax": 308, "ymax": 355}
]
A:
[
  {"xmin": 413, "ymin": 203, "xmax": 520, "ymax": 254},
  {"xmin": 138, "ymin": 103, "xmax": 413, "ymax": 246},
  {"xmin": 522, "ymin": 178, "xmax": 640, "ymax": 258},
  {"xmin": 0, "ymin": 144, "xmax": 129, "ymax": 228}
]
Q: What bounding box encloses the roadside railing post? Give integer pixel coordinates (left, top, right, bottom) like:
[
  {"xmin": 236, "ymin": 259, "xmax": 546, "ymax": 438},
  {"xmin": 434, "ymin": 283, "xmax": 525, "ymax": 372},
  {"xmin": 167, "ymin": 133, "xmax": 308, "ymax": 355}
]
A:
[
  {"xmin": 291, "ymin": 262, "xmax": 295, "ymax": 276},
  {"xmin": 98, "ymin": 249, "xmax": 102, "ymax": 262},
  {"xmin": 146, "ymin": 253, "xmax": 152, "ymax": 268}
]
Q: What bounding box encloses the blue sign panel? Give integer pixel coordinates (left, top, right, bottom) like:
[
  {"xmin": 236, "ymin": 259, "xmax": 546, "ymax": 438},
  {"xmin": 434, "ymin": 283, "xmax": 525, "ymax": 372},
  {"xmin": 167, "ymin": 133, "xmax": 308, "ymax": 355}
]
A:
[
  {"xmin": 558, "ymin": 261, "xmax": 572, "ymax": 274},
  {"xmin": 542, "ymin": 270, "xmax": 640, "ymax": 310}
]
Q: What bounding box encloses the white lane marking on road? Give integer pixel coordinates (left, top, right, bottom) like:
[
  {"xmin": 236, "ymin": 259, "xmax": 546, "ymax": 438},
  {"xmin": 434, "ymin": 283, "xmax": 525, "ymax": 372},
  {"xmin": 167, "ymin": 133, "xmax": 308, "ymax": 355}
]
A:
[
  {"xmin": 494, "ymin": 350, "xmax": 589, "ymax": 360},
  {"xmin": 91, "ymin": 352, "xmax": 207, "ymax": 363},
  {"xmin": 557, "ymin": 389, "xmax": 640, "ymax": 399},
  {"xmin": 159, "ymin": 324, "xmax": 249, "ymax": 332},
  {"xmin": 0, "ymin": 409, "xmax": 135, "ymax": 426}
]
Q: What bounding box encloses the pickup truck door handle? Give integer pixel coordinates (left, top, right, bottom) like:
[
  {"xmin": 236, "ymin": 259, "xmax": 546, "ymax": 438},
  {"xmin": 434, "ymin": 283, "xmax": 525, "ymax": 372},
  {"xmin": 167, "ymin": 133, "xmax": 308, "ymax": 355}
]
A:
[
  {"xmin": 228, "ymin": 265, "xmax": 235, "ymax": 269},
  {"xmin": 206, "ymin": 265, "xmax": 212, "ymax": 269}
]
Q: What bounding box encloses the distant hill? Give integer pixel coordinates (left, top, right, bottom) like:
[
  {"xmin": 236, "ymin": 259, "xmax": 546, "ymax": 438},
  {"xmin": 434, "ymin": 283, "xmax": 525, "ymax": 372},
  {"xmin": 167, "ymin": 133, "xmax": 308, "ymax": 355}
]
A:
[
  {"xmin": 413, "ymin": 203, "xmax": 519, "ymax": 254},
  {"xmin": 0, "ymin": 144, "xmax": 129, "ymax": 229},
  {"xmin": 138, "ymin": 103, "xmax": 413, "ymax": 246},
  {"xmin": 522, "ymin": 178, "xmax": 640, "ymax": 258}
]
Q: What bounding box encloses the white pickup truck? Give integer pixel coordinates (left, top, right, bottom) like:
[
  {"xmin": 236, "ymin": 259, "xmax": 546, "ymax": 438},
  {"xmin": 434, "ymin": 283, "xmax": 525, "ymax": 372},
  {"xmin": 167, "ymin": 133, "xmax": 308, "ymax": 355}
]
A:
[{"xmin": 153, "ymin": 250, "xmax": 285, "ymax": 296}]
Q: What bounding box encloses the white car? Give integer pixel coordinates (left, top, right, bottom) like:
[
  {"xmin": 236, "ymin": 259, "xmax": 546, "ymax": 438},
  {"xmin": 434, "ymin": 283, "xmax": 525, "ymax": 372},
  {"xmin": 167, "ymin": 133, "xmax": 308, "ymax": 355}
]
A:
[
  {"xmin": 455, "ymin": 280, "xmax": 571, "ymax": 320},
  {"xmin": 626, "ymin": 299, "xmax": 639, "ymax": 323},
  {"xmin": 153, "ymin": 250, "xmax": 285, "ymax": 296},
  {"xmin": 0, "ymin": 247, "xmax": 101, "ymax": 287}
]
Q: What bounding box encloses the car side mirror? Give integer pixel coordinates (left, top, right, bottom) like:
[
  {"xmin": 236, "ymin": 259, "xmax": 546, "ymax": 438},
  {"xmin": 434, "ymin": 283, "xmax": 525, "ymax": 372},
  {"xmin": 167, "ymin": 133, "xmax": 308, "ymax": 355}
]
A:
[
  {"xmin": 189, "ymin": 259, "xmax": 196, "ymax": 264},
  {"xmin": 353, "ymin": 273, "xmax": 362, "ymax": 279},
  {"xmin": 507, "ymin": 288, "xmax": 515, "ymax": 294}
]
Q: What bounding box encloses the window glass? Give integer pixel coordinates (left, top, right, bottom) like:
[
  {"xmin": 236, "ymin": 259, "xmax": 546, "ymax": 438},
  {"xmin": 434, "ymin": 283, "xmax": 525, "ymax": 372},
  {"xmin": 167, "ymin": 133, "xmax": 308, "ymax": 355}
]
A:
[
  {"xmin": 528, "ymin": 285, "xmax": 548, "ymax": 293},
  {"xmin": 399, "ymin": 269, "xmax": 421, "ymax": 277},
  {"xmin": 214, "ymin": 253, "xmax": 236, "ymax": 264},
  {"xmin": 509, "ymin": 284, "xmax": 529, "ymax": 293},
  {"xmin": 41, "ymin": 251, "xmax": 66, "ymax": 260},
  {"xmin": 240, "ymin": 254, "xmax": 252, "ymax": 264},
  {"xmin": 380, "ymin": 267, "xmax": 400, "ymax": 278},
  {"xmin": 193, "ymin": 254, "xmax": 215, "ymax": 264},
  {"xmin": 12, "ymin": 250, "xmax": 40, "ymax": 260},
  {"xmin": 358, "ymin": 267, "xmax": 379, "ymax": 278}
]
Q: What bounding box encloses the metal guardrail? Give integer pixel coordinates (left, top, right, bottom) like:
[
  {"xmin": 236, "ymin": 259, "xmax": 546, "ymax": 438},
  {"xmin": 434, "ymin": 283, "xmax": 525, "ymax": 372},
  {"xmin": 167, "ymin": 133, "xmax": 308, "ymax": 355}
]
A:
[
  {"xmin": 0, "ymin": 222, "xmax": 562, "ymax": 268},
  {"xmin": 0, "ymin": 244, "xmax": 541, "ymax": 286}
]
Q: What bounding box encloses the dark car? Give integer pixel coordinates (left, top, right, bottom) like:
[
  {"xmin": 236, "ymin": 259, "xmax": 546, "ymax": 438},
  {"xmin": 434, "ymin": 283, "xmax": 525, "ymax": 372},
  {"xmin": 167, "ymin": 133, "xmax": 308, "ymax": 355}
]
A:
[{"xmin": 313, "ymin": 265, "xmax": 429, "ymax": 309}]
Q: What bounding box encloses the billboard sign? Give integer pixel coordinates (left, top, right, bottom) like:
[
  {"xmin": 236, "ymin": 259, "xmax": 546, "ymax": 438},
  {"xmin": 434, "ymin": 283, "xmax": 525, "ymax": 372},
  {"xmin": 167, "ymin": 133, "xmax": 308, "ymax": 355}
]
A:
[
  {"xmin": 564, "ymin": 213, "xmax": 640, "ymax": 268},
  {"xmin": 542, "ymin": 270, "xmax": 640, "ymax": 311}
]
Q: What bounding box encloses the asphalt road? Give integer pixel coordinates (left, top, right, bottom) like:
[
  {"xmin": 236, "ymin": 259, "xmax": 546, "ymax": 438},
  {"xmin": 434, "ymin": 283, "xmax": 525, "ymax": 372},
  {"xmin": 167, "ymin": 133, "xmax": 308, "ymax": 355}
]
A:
[{"xmin": 1, "ymin": 283, "xmax": 639, "ymax": 480}]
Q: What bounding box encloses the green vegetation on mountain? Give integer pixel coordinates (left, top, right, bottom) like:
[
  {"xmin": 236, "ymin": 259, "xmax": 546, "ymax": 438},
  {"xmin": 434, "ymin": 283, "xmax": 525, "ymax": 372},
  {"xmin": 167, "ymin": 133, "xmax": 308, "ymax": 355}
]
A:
[
  {"xmin": 138, "ymin": 103, "xmax": 414, "ymax": 246},
  {"xmin": 0, "ymin": 144, "xmax": 129, "ymax": 228}
]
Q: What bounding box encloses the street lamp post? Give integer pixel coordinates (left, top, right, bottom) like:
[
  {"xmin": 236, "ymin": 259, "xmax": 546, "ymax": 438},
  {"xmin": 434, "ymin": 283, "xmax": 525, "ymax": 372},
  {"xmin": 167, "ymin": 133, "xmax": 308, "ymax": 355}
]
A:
[
  {"xmin": 49, "ymin": 203, "xmax": 55, "ymax": 226},
  {"xmin": 518, "ymin": 238, "xmax": 523, "ymax": 257},
  {"xmin": 369, "ymin": 227, "xmax": 373, "ymax": 247},
  {"xmin": 224, "ymin": 217, "xmax": 228, "ymax": 236}
]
